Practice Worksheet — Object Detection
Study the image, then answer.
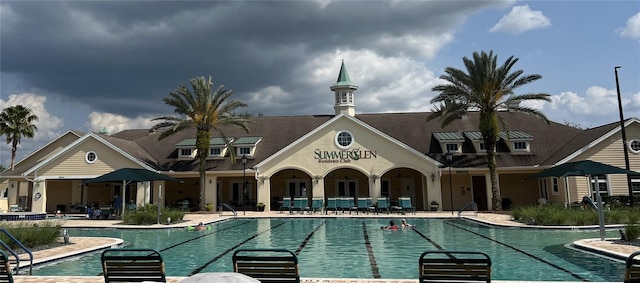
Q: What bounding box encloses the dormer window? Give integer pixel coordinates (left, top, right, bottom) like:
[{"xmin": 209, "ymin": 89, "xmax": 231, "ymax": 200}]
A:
[
  {"xmin": 445, "ymin": 143, "xmax": 458, "ymax": 152},
  {"xmin": 433, "ymin": 132, "xmax": 464, "ymax": 154},
  {"xmin": 180, "ymin": 148, "xmax": 193, "ymax": 158},
  {"xmin": 207, "ymin": 137, "xmax": 233, "ymax": 159},
  {"xmin": 233, "ymin": 136, "xmax": 262, "ymax": 158},
  {"xmin": 463, "ymin": 131, "xmax": 485, "ymax": 153},
  {"xmin": 210, "ymin": 148, "xmax": 221, "ymax": 156},
  {"xmin": 499, "ymin": 130, "xmax": 533, "ymax": 153}
]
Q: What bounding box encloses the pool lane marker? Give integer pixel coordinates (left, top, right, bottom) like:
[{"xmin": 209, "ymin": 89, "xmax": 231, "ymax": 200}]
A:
[
  {"xmin": 188, "ymin": 221, "xmax": 287, "ymax": 275},
  {"xmin": 294, "ymin": 220, "xmax": 325, "ymax": 255},
  {"xmin": 95, "ymin": 220, "xmax": 252, "ymax": 276},
  {"xmin": 411, "ymin": 227, "xmax": 445, "ymax": 250},
  {"xmin": 361, "ymin": 221, "xmax": 381, "ymax": 278},
  {"xmin": 159, "ymin": 220, "xmax": 251, "ymax": 252},
  {"xmin": 444, "ymin": 221, "xmax": 589, "ymax": 281}
]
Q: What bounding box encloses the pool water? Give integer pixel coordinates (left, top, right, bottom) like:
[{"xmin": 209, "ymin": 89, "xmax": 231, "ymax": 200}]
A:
[{"xmin": 33, "ymin": 218, "xmax": 624, "ymax": 281}]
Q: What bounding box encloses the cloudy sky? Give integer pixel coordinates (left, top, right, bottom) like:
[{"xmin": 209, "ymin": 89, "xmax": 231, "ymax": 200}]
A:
[{"xmin": 1, "ymin": 0, "xmax": 639, "ymax": 167}]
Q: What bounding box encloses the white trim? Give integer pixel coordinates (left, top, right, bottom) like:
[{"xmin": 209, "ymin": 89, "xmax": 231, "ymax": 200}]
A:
[
  {"xmin": 23, "ymin": 132, "xmax": 156, "ymax": 176},
  {"xmin": 556, "ymin": 117, "xmax": 640, "ymax": 165},
  {"xmin": 255, "ymin": 114, "xmax": 443, "ymax": 168}
]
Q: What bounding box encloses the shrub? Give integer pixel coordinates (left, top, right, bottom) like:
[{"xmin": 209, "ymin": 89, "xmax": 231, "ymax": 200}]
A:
[
  {"xmin": 625, "ymin": 224, "xmax": 640, "ymax": 241},
  {"xmin": 122, "ymin": 204, "xmax": 185, "ymax": 225},
  {"xmin": 512, "ymin": 204, "xmax": 640, "ymax": 226},
  {"xmin": 0, "ymin": 221, "xmax": 63, "ymax": 250}
]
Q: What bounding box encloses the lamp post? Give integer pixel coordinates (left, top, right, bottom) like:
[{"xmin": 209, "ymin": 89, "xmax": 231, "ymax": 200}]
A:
[
  {"xmin": 615, "ymin": 66, "xmax": 633, "ymax": 206},
  {"xmin": 445, "ymin": 151, "xmax": 454, "ymax": 215},
  {"xmin": 241, "ymin": 154, "xmax": 247, "ymax": 216}
]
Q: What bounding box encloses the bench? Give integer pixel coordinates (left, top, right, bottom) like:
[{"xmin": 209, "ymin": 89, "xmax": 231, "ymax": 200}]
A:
[
  {"xmin": 626, "ymin": 251, "xmax": 640, "ymax": 283},
  {"xmin": 419, "ymin": 251, "xmax": 491, "ymax": 283},
  {"xmin": 233, "ymin": 248, "xmax": 299, "ymax": 283},
  {"xmin": 101, "ymin": 248, "xmax": 166, "ymax": 283}
]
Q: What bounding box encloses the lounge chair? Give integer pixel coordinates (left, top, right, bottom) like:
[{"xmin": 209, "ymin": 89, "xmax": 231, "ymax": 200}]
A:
[
  {"xmin": 398, "ymin": 197, "xmax": 416, "ymax": 214},
  {"xmin": 626, "ymin": 251, "xmax": 640, "ymax": 283},
  {"xmin": 293, "ymin": 197, "xmax": 309, "ymax": 214},
  {"xmin": 101, "ymin": 248, "xmax": 166, "ymax": 283},
  {"xmin": 280, "ymin": 197, "xmax": 292, "ymax": 214},
  {"xmin": 356, "ymin": 197, "xmax": 375, "ymax": 214},
  {"xmin": 419, "ymin": 250, "xmax": 491, "ymax": 283},
  {"xmin": 311, "ymin": 197, "xmax": 324, "ymax": 214},
  {"xmin": 325, "ymin": 197, "xmax": 338, "ymax": 214},
  {"xmin": 0, "ymin": 250, "xmax": 13, "ymax": 283},
  {"xmin": 376, "ymin": 197, "xmax": 390, "ymax": 214},
  {"xmin": 338, "ymin": 197, "xmax": 357, "ymax": 214},
  {"xmin": 233, "ymin": 248, "xmax": 300, "ymax": 283}
]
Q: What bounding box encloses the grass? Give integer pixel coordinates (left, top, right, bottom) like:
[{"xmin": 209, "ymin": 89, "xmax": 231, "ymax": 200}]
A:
[{"xmin": 0, "ymin": 220, "xmax": 64, "ymax": 250}]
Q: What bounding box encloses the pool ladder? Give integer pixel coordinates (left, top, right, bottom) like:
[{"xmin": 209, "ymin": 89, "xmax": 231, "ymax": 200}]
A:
[
  {"xmin": 0, "ymin": 227, "xmax": 33, "ymax": 275},
  {"xmin": 219, "ymin": 203, "xmax": 238, "ymax": 217},
  {"xmin": 457, "ymin": 202, "xmax": 478, "ymax": 217}
]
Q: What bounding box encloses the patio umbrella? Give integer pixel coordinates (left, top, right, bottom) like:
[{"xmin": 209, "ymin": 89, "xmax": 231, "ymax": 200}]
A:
[
  {"xmin": 84, "ymin": 168, "xmax": 182, "ymax": 218},
  {"xmin": 525, "ymin": 160, "xmax": 640, "ymax": 240}
]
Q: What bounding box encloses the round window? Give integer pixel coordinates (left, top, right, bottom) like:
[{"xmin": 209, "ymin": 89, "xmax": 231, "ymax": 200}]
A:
[
  {"xmin": 335, "ymin": 130, "xmax": 354, "ymax": 149},
  {"xmin": 629, "ymin": 139, "xmax": 640, "ymax": 154},
  {"xmin": 85, "ymin": 151, "xmax": 97, "ymax": 164}
]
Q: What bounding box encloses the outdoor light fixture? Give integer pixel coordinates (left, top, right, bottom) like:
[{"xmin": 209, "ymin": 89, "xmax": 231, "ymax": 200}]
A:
[
  {"xmin": 241, "ymin": 154, "xmax": 247, "ymax": 216},
  {"xmin": 430, "ymin": 173, "xmax": 436, "ymax": 183},
  {"xmin": 314, "ymin": 175, "xmax": 322, "ymax": 183},
  {"xmin": 614, "ymin": 66, "xmax": 633, "ymax": 205},
  {"xmin": 445, "ymin": 151, "xmax": 454, "ymax": 216}
]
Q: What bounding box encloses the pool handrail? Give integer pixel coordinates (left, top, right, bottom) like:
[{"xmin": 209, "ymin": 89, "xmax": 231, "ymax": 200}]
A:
[
  {"xmin": 0, "ymin": 227, "xmax": 32, "ymax": 275},
  {"xmin": 458, "ymin": 202, "xmax": 478, "ymax": 217},
  {"xmin": 626, "ymin": 251, "xmax": 640, "ymax": 283},
  {"xmin": 219, "ymin": 203, "xmax": 238, "ymax": 217},
  {"xmin": 0, "ymin": 249, "xmax": 13, "ymax": 282}
]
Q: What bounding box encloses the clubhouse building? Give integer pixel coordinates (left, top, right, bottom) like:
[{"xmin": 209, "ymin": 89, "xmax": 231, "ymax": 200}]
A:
[{"xmin": 1, "ymin": 63, "xmax": 639, "ymax": 214}]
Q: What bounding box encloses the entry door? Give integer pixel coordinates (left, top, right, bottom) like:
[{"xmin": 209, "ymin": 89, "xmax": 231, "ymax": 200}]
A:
[
  {"xmin": 472, "ymin": 176, "xmax": 488, "ymax": 210},
  {"xmin": 287, "ymin": 180, "xmax": 308, "ymax": 198},
  {"xmin": 337, "ymin": 180, "xmax": 357, "ymax": 206},
  {"xmin": 400, "ymin": 177, "xmax": 416, "ymax": 201}
]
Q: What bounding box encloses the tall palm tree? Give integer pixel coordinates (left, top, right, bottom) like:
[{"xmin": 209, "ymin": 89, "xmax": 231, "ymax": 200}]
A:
[
  {"xmin": 428, "ymin": 50, "xmax": 551, "ymax": 211},
  {"xmin": 151, "ymin": 76, "xmax": 252, "ymax": 210},
  {"xmin": 0, "ymin": 105, "xmax": 38, "ymax": 170}
]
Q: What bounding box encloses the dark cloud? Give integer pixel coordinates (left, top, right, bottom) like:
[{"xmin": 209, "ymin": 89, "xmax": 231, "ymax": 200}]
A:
[{"xmin": 1, "ymin": 0, "xmax": 507, "ymax": 117}]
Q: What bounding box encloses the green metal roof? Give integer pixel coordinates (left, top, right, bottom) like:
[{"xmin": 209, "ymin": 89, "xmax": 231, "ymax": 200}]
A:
[
  {"xmin": 433, "ymin": 132, "xmax": 464, "ymax": 141},
  {"xmin": 210, "ymin": 137, "xmax": 233, "ymax": 146},
  {"xmin": 463, "ymin": 131, "xmax": 484, "ymax": 141},
  {"xmin": 499, "ymin": 130, "xmax": 533, "ymax": 140},
  {"xmin": 234, "ymin": 136, "xmax": 262, "ymax": 145},
  {"xmin": 175, "ymin": 138, "xmax": 196, "ymax": 147},
  {"xmin": 177, "ymin": 137, "xmax": 234, "ymax": 147},
  {"xmin": 331, "ymin": 61, "xmax": 357, "ymax": 88}
]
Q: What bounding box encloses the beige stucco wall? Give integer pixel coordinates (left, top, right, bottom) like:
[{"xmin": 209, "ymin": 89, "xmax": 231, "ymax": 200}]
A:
[{"xmin": 256, "ymin": 116, "xmax": 440, "ymax": 211}]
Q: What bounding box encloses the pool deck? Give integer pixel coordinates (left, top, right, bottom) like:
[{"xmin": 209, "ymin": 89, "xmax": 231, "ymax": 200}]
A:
[{"xmin": 10, "ymin": 211, "xmax": 639, "ymax": 283}]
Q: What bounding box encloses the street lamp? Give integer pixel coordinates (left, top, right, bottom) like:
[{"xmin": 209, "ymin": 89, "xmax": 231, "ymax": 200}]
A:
[
  {"xmin": 614, "ymin": 66, "xmax": 633, "ymax": 206},
  {"xmin": 241, "ymin": 154, "xmax": 247, "ymax": 216},
  {"xmin": 445, "ymin": 151, "xmax": 454, "ymax": 215}
]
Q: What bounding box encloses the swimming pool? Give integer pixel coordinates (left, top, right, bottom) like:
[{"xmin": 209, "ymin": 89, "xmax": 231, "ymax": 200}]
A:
[{"xmin": 33, "ymin": 218, "xmax": 624, "ymax": 281}]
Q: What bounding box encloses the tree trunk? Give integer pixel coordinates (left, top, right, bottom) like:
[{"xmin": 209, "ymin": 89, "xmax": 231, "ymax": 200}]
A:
[{"xmin": 196, "ymin": 129, "xmax": 211, "ymax": 211}]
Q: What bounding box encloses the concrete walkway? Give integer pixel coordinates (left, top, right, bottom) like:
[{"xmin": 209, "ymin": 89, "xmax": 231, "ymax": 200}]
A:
[{"xmin": 9, "ymin": 211, "xmax": 639, "ymax": 283}]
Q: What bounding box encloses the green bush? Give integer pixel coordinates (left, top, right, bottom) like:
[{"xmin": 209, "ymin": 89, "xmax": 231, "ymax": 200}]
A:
[
  {"xmin": 512, "ymin": 204, "xmax": 640, "ymax": 226},
  {"xmin": 0, "ymin": 221, "xmax": 63, "ymax": 250},
  {"xmin": 122, "ymin": 204, "xmax": 185, "ymax": 225},
  {"xmin": 625, "ymin": 224, "xmax": 640, "ymax": 241}
]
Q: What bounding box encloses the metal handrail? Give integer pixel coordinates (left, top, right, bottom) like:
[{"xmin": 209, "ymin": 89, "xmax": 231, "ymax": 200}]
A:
[
  {"xmin": 219, "ymin": 203, "xmax": 238, "ymax": 217},
  {"xmin": 0, "ymin": 227, "xmax": 33, "ymax": 274},
  {"xmin": 458, "ymin": 202, "xmax": 478, "ymax": 217}
]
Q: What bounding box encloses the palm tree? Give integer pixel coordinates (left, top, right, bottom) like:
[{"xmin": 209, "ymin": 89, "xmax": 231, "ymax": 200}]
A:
[
  {"xmin": 0, "ymin": 105, "xmax": 38, "ymax": 170},
  {"xmin": 428, "ymin": 50, "xmax": 551, "ymax": 211},
  {"xmin": 151, "ymin": 76, "xmax": 252, "ymax": 210}
]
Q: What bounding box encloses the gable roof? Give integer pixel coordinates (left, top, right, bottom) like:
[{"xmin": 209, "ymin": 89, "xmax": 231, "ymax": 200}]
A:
[
  {"xmin": 551, "ymin": 117, "xmax": 639, "ymax": 165},
  {"xmin": 9, "ymin": 111, "xmax": 603, "ymax": 177}
]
